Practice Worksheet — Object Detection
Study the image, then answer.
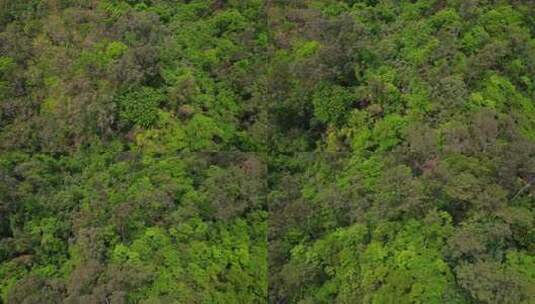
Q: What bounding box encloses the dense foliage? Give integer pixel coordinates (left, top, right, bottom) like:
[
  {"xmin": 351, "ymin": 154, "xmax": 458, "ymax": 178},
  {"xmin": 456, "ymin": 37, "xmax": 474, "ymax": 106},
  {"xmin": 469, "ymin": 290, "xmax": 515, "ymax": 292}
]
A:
[
  {"xmin": 0, "ymin": 0, "xmax": 534, "ymax": 303},
  {"xmin": 1, "ymin": 1, "xmax": 267, "ymax": 303},
  {"xmin": 267, "ymin": 1, "xmax": 535, "ymax": 303}
]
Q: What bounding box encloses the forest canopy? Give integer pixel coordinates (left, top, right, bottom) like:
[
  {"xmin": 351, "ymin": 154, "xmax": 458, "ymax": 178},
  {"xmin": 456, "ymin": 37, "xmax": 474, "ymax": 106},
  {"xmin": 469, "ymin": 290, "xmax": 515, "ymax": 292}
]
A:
[{"xmin": 1, "ymin": 0, "xmax": 534, "ymax": 303}]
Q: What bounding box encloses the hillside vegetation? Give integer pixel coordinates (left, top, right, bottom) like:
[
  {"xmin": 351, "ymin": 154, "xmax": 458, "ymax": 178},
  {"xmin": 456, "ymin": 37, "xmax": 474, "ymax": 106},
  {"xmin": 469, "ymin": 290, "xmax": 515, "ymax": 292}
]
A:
[{"xmin": 1, "ymin": 1, "xmax": 534, "ymax": 303}]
